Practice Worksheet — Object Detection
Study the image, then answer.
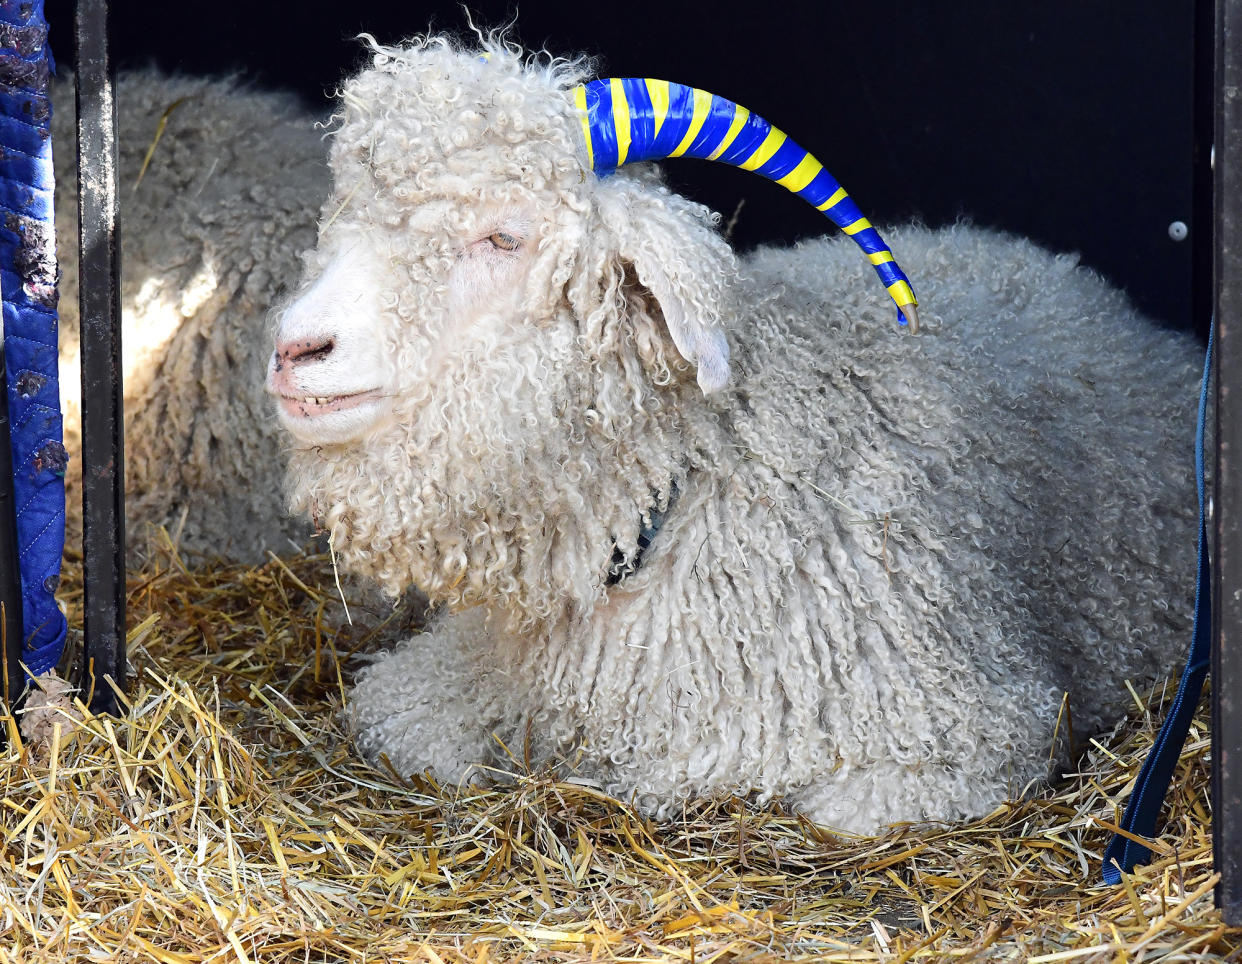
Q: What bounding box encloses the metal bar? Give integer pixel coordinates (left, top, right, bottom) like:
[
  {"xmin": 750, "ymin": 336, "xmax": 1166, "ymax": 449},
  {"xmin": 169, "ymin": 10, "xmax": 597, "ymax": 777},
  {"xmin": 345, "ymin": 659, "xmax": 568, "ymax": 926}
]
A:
[
  {"xmin": 74, "ymin": 0, "xmax": 125, "ymax": 715},
  {"xmin": 0, "ymin": 367, "xmax": 23, "ymax": 716},
  {"xmin": 1213, "ymin": 0, "xmax": 1242, "ymax": 926}
]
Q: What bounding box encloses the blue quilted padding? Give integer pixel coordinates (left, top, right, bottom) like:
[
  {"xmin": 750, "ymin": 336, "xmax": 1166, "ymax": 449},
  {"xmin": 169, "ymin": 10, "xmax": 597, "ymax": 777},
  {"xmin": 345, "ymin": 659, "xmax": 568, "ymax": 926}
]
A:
[{"xmin": 0, "ymin": 0, "xmax": 66, "ymax": 678}]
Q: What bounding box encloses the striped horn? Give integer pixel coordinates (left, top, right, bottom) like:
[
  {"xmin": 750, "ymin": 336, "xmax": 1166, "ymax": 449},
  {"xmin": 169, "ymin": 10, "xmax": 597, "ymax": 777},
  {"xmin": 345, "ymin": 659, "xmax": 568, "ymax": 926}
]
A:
[{"xmin": 573, "ymin": 78, "xmax": 919, "ymax": 331}]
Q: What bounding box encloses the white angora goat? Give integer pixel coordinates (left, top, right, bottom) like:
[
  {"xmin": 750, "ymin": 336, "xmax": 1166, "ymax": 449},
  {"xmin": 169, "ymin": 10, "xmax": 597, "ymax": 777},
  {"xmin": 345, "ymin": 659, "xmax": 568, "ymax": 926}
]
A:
[{"xmin": 268, "ymin": 37, "xmax": 1198, "ymax": 833}]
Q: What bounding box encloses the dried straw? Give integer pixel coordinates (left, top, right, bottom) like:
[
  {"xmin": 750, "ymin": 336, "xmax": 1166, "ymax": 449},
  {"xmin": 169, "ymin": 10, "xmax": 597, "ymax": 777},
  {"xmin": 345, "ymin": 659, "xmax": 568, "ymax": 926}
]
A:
[{"xmin": 0, "ymin": 542, "xmax": 1236, "ymax": 962}]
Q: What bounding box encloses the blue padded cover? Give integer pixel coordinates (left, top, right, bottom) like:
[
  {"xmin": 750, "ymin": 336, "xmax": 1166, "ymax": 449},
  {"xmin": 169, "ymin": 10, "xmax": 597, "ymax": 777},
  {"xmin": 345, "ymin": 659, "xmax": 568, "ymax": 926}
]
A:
[{"xmin": 0, "ymin": 0, "xmax": 66, "ymax": 677}]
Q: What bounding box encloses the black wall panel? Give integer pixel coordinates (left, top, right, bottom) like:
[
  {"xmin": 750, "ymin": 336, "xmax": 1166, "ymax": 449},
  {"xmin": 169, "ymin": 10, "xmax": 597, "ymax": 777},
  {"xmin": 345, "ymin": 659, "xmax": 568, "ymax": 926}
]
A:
[{"xmin": 45, "ymin": 1, "xmax": 1196, "ymax": 329}]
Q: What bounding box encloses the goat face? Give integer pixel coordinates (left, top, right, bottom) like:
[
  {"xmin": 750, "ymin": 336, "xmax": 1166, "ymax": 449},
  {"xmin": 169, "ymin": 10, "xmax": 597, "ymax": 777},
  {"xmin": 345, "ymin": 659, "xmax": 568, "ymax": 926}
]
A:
[
  {"xmin": 267, "ymin": 229, "xmax": 392, "ymax": 445},
  {"xmin": 267, "ymin": 198, "xmax": 542, "ymax": 448}
]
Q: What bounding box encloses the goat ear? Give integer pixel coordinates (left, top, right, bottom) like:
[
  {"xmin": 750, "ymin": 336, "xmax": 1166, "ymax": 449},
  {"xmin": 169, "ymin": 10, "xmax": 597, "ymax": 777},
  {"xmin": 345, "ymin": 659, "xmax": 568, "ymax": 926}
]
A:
[{"xmin": 590, "ymin": 178, "xmax": 734, "ymax": 393}]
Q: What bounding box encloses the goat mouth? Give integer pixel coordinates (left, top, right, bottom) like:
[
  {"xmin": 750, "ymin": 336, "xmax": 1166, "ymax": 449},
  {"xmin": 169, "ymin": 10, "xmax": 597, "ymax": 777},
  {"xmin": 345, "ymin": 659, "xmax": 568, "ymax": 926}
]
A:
[{"xmin": 279, "ymin": 389, "xmax": 382, "ymax": 419}]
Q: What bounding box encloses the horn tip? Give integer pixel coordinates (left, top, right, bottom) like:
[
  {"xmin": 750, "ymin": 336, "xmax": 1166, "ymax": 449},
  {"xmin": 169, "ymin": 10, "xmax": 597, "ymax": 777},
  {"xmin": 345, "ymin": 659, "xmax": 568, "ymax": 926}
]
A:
[{"xmin": 899, "ymin": 304, "xmax": 920, "ymax": 334}]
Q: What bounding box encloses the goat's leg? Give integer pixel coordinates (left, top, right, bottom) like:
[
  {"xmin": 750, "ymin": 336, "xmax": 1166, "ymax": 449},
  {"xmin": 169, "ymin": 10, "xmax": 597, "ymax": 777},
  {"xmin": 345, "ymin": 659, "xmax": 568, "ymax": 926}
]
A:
[
  {"xmin": 347, "ymin": 607, "xmax": 500, "ymax": 784},
  {"xmin": 789, "ymin": 743, "xmax": 1056, "ymax": 835}
]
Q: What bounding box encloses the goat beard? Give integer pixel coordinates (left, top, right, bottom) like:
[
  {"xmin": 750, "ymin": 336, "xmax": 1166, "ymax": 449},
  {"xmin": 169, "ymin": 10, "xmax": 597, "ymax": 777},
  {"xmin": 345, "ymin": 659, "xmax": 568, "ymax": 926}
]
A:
[{"xmin": 284, "ymin": 321, "xmax": 689, "ymax": 625}]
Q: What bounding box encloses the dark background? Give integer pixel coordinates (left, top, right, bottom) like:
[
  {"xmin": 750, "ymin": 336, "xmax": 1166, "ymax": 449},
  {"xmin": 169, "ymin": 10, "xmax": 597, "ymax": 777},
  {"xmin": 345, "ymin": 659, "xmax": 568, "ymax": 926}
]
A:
[{"xmin": 44, "ymin": 1, "xmax": 1203, "ymax": 332}]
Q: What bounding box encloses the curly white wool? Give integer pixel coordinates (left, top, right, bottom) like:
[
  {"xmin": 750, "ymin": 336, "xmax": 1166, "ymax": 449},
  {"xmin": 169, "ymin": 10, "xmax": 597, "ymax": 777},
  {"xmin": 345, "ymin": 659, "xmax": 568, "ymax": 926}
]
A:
[
  {"xmin": 273, "ymin": 35, "xmax": 1199, "ymax": 833},
  {"xmin": 55, "ymin": 72, "xmax": 327, "ymax": 560}
]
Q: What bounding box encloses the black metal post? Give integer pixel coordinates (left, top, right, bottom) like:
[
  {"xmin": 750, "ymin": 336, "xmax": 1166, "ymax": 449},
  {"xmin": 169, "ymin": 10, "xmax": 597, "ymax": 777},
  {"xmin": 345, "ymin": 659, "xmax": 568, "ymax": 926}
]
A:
[
  {"xmin": 74, "ymin": 0, "xmax": 125, "ymax": 715},
  {"xmin": 0, "ymin": 368, "xmax": 24, "ymax": 714},
  {"xmin": 1213, "ymin": 0, "xmax": 1242, "ymax": 926}
]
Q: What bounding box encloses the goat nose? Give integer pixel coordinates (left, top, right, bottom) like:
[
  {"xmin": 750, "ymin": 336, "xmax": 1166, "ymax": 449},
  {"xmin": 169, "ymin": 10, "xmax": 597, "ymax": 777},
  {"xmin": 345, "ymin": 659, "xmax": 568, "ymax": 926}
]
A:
[{"xmin": 274, "ymin": 336, "xmax": 335, "ymax": 371}]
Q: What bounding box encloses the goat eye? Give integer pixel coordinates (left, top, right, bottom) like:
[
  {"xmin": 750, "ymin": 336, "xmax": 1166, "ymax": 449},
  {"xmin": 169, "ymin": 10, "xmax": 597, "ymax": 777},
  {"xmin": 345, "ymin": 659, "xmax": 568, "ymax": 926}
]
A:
[{"xmin": 487, "ymin": 232, "xmax": 522, "ymax": 252}]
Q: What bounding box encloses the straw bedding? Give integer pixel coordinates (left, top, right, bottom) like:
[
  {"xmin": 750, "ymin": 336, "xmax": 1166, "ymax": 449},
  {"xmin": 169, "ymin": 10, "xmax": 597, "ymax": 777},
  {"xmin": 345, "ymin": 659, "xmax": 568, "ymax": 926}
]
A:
[{"xmin": 0, "ymin": 544, "xmax": 1236, "ymax": 962}]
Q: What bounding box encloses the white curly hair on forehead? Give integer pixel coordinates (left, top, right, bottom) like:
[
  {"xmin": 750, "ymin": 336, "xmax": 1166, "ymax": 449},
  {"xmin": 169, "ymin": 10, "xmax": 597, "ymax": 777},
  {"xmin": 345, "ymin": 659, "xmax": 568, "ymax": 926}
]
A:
[{"xmin": 268, "ymin": 32, "xmax": 1199, "ymax": 833}]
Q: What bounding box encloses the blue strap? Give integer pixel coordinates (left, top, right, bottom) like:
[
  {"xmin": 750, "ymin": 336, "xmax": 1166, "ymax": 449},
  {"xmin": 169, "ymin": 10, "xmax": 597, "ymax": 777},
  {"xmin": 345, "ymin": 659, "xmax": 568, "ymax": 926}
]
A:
[
  {"xmin": 0, "ymin": 0, "xmax": 66, "ymax": 678},
  {"xmin": 1102, "ymin": 320, "xmax": 1214, "ymax": 884}
]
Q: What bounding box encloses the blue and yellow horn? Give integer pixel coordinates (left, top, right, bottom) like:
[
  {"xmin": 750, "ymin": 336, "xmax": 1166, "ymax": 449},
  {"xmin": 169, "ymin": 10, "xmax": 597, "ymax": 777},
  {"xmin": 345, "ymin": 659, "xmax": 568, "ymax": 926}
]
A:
[{"xmin": 574, "ymin": 78, "xmax": 919, "ymax": 331}]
